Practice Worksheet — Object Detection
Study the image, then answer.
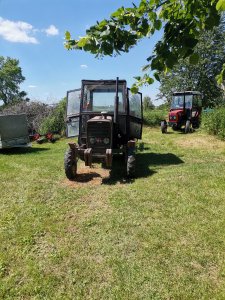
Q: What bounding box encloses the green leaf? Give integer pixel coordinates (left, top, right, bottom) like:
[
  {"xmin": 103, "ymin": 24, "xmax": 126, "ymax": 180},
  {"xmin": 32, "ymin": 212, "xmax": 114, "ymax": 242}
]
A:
[
  {"xmin": 77, "ymin": 37, "xmax": 89, "ymax": 47},
  {"xmin": 165, "ymin": 52, "xmax": 177, "ymax": 69},
  {"xmin": 183, "ymin": 37, "xmax": 198, "ymax": 48},
  {"xmin": 151, "ymin": 57, "xmax": 164, "ymax": 71},
  {"xmin": 154, "ymin": 72, "xmax": 160, "ymax": 81},
  {"xmin": 189, "ymin": 53, "xmax": 199, "ymax": 64},
  {"xmin": 205, "ymin": 11, "xmax": 220, "ymax": 29},
  {"xmin": 146, "ymin": 77, "xmax": 154, "ymax": 84},
  {"xmin": 65, "ymin": 31, "xmax": 71, "ymax": 40},
  {"xmin": 130, "ymin": 84, "xmax": 139, "ymax": 94},
  {"xmin": 216, "ymin": 73, "xmax": 223, "ymax": 84},
  {"xmin": 111, "ymin": 7, "xmax": 124, "ymax": 17},
  {"xmin": 154, "ymin": 20, "xmax": 162, "ymax": 31},
  {"xmin": 141, "ymin": 64, "xmax": 151, "ymax": 72},
  {"xmin": 98, "ymin": 20, "xmax": 108, "ymax": 28},
  {"xmin": 183, "ymin": 48, "xmax": 194, "ymax": 58},
  {"xmin": 148, "ymin": 11, "xmax": 157, "ymax": 21},
  {"xmin": 216, "ymin": 0, "xmax": 225, "ymax": 11}
]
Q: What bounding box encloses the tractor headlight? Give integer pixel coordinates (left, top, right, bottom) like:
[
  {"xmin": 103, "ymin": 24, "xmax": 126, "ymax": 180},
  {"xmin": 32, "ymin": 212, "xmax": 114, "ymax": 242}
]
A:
[
  {"xmin": 90, "ymin": 137, "xmax": 95, "ymax": 144},
  {"xmin": 169, "ymin": 115, "xmax": 176, "ymax": 120},
  {"xmin": 103, "ymin": 138, "xmax": 110, "ymax": 145}
]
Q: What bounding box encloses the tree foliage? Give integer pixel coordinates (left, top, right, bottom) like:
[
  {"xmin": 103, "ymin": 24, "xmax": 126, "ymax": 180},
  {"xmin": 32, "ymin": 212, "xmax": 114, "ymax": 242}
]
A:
[
  {"xmin": 39, "ymin": 98, "xmax": 67, "ymax": 135},
  {"xmin": 158, "ymin": 17, "xmax": 225, "ymax": 107},
  {"xmin": 0, "ymin": 56, "xmax": 28, "ymax": 105},
  {"xmin": 65, "ymin": 0, "xmax": 225, "ymax": 91},
  {"xmin": 143, "ymin": 95, "xmax": 155, "ymax": 110}
]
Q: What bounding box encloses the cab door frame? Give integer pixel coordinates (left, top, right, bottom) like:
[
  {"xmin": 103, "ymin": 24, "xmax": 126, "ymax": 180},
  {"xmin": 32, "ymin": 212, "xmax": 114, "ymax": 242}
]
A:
[
  {"xmin": 66, "ymin": 88, "xmax": 81, "ymax": 138},
  {"xmin": 127, "ymin": 88, "xmax": 143, "ymax": 139}
]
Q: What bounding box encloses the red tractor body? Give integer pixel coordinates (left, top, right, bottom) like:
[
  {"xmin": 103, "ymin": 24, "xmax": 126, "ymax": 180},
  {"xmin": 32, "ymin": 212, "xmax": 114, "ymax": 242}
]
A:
[{"xmin": 161, "ymin": 91, "xmax": 202, "ymax": 133}]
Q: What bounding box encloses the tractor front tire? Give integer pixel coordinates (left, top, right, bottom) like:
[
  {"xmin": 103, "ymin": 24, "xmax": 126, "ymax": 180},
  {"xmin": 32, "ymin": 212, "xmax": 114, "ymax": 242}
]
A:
[
  {"xmin": 185, "ymin": 120, "xmax": 191, "ymax": 134},
  {"xmin": 127, "ymin": 155, "xmax": 136, "ymax": 178},
  {"xmin": 161, "ymin": 121, "xmax": 167, "ymax": 134},
  {"xmin": 64, "ymin": 148, "xmax": 77, "ymax": 180}
]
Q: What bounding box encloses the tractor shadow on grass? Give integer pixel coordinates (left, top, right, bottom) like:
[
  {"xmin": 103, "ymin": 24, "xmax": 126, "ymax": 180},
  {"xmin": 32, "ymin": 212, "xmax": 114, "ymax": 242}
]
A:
[
  {"xmin": 0, "ymin": 147, "xmax": 49, "ymax": 155},
  {"xmin": 102, "ymin": 152, "xmax": 184, "ymax": 185},
  {"xmin": 74, "ymin": 171, "xmax": 102, "ymax": 183}
]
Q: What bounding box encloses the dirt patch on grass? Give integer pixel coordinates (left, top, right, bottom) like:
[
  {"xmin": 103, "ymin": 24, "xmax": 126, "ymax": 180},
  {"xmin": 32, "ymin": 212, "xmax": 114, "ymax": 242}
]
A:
[{"xmin": 62, "ymin": 165, "xmax": 110, "ymax": 188}]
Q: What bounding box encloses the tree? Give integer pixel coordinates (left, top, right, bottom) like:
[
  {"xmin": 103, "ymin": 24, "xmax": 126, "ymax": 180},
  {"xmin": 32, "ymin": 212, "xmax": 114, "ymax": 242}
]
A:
[
  {"xmin": 158, "ymin": 17, "xmax": 225, "ymax": 107},
  {"xmin": 143, "ymin": 96, "xmax": 155, "ymax": 110},
  {"xmin": 0, "ymin": 56, "xmax": 28, "ymax": 105},
  {"xmin": 65, "ymin": 0, "xmax": 225, "ymax": 91}
]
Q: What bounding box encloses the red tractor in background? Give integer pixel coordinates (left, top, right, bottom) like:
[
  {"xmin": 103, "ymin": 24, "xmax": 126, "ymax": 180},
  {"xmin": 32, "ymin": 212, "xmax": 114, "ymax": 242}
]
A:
[{"xmin": 161, "ymin": 91, "xmax": 202, "ymax": 134}]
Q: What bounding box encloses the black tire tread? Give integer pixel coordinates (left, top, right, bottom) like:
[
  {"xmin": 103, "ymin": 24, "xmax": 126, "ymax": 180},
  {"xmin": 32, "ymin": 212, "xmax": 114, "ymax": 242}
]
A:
[
  {"xmin": 64, "ymin": 149, "xmax": 77, "ymax": 180},
  {"xmin": 161, "ymin": 121, "xmax": 167, "ymax": 134},
  {"xmin": 127, "ymin": 155, "xmax": 136, "ymax": 177},
  {"xmin": 185, "ymin": 120, "xmax": 191, "ymax": 134}
]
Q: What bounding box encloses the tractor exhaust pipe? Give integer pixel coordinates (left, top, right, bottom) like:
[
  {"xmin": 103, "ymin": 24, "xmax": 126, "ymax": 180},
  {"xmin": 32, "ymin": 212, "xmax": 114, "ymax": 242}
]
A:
[{"xmin": 114, "ymin": 77, "xmax": 119, "ymax": 124}]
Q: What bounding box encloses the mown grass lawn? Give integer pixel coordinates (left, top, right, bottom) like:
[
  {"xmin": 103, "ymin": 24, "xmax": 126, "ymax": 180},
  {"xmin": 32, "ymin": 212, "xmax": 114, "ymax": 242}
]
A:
[{"xmin": 0, "ymin": 127, "xmax": 225, "ymax": 299}]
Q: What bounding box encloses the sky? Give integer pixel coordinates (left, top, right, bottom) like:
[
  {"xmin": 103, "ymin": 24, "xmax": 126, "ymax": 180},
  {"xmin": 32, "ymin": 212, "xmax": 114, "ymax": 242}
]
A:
[{"xmin": 0, "ymin": 0, "xmax": 163, "ymax": 105}]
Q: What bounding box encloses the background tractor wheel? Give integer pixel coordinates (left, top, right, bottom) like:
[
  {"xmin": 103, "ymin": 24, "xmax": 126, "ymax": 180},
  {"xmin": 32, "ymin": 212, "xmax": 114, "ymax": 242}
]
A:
[
  {"xmin": 161, "ymin": 121, "xmax": 167, "ymax": 134},
  {"xmin": 185, "ymin": 120, "xmax": 191, "ymax": 134},
  {"xmin": 172, "ymin": 124, "xmax": 179, "ymax": 131},
  {"xmin": 64, "ymin": 148, "xmax": 77, "ymax": 180},
  {"xmin": 127, "ymin": 155, "xmax": 136, "ymax": 177}
]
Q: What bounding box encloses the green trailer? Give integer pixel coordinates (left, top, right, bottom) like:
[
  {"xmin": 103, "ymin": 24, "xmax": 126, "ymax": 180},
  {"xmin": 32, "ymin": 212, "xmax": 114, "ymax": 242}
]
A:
[{"xmin": 0, "ymin": 114, "xmax": 30, "ymax": 149}]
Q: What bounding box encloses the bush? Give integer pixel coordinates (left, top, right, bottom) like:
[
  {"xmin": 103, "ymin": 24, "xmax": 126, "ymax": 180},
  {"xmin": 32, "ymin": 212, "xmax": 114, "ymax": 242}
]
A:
[
  {"xmin": 202, "ymin": 106, "xmax": 225, "ymax": 139},
  {"xmin": 40, "ymin": 98, "xmax": 66, "ymax": 135},
  {"xmin": 143, "ymin": 109, "xmax": 167, "ymax": 127}
]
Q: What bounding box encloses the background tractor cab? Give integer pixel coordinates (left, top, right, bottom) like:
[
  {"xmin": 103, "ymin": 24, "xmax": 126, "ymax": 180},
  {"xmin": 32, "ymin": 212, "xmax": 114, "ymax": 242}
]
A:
[
  {"xmin": 64, "ymin": 78, "xmax": 143, "ymax": 180},
  {"xmin": 161, "ymin": 91, "xmax": 202, "ymax": 134}
]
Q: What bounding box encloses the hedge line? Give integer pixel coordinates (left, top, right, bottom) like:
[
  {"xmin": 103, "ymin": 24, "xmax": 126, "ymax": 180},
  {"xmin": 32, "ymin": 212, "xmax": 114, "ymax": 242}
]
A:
[
  {"xmin": 201, "ymin": 106, "xmax": 225, "ymax": 139},
  {"xmin": 143, "ymin": 109, "xmax": 167, "ymax": 127}
]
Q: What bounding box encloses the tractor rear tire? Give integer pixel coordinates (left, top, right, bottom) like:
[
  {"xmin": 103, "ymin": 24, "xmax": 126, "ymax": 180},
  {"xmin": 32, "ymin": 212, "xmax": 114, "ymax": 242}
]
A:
[
  {"xmin": 185, "ymin": 120, "xmax": 191, "ymax": 134},
  {"xmin": 64, "ymin": 148, "xmax": 77, "ymax": 180},
  {"xmin": 127, "ymin": 155, "xmax": 136, "ymax": 178}
]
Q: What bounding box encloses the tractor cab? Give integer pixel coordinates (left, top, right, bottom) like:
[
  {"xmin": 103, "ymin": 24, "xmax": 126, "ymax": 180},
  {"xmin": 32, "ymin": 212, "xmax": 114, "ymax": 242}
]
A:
[
  {"xmin": 161, "ymin": 91, "xmax": 202, "ymax": 133},
  {"xmin": 65, "ymin": 78, "xmax": 143, "ymax": 179}
]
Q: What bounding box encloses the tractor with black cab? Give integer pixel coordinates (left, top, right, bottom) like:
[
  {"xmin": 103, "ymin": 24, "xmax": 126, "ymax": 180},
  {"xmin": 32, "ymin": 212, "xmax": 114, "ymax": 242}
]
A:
[
  {"xmin": 161, "ymin": 91, "xmax": 202, "ymax": 134},
  {"xmin": 64, "ymin": 78, "xmax": 143, "ymax": 179}
]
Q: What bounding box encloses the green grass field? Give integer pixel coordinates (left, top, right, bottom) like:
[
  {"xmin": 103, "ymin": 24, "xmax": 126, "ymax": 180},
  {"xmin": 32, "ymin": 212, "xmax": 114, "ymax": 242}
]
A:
[{"xmin": 0, "ymin": 127, "xmax": 225, "ymax": 299}]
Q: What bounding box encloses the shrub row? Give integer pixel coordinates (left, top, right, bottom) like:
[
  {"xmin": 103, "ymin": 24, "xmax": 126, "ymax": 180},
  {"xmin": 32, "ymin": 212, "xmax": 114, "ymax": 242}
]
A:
[
  {"xmin": 143, "ymin": 109, "xmax": 167, "ymax": 127},
  {"xmin": 0, "ymin": 101, "xmax": 54, "ymax": 133},
  {"xmin": 0, "ymin": 98, "xmax": 67, "ymax": 135},
  {"xmin": 201, "ymin": 106, "xmax": 225, "ymax": 139},
  {"xmin": 40, "ymin": 98, "xmax": 66, "ymax": 135}
]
